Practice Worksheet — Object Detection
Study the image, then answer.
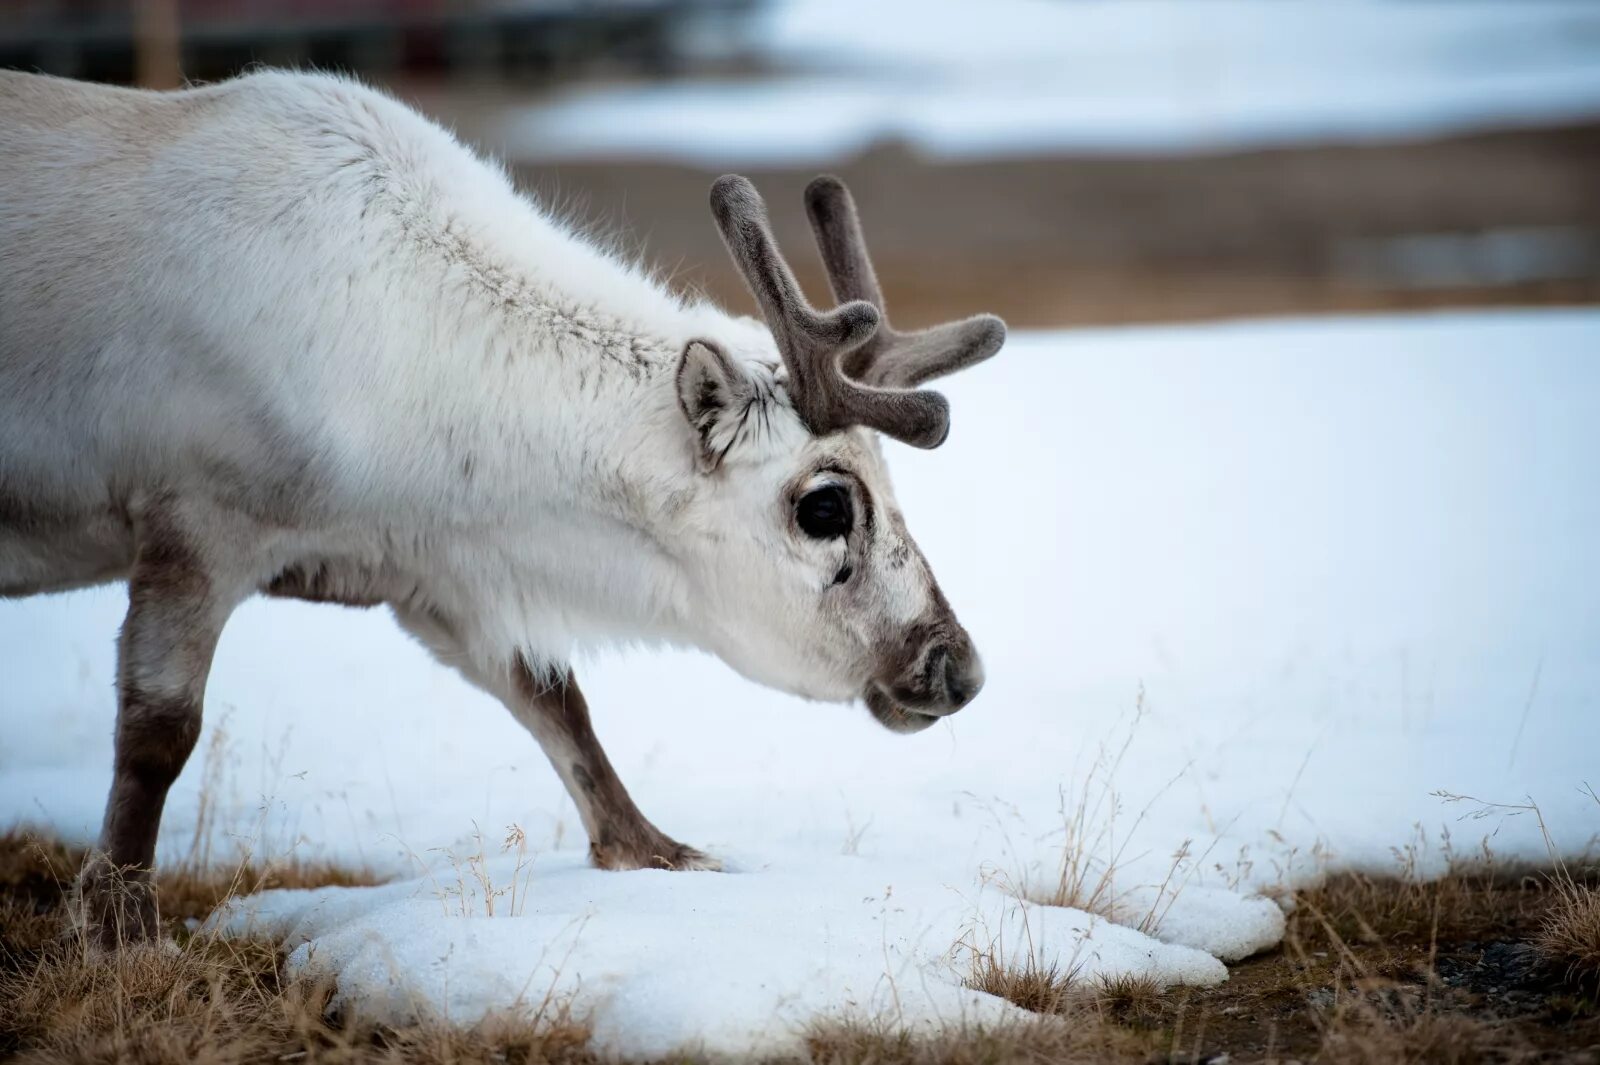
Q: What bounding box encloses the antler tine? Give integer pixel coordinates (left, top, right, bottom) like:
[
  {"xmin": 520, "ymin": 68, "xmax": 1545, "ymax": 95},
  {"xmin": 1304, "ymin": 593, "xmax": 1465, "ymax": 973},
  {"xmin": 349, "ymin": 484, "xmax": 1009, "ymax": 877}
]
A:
[
  {"xmin": 802, "ymin": 174, "xmax": 885, "ymax": 311},
  {"xmin": 804, "ymin": 175, "xmax": 1007, "ymax": 391},
  {"xmin": 710, "ymin": 175, "xmax": 952, "ymax": 449},
  {"xmin": 709, "ymin": 175, "xmax": 874, "ymax": 354}
]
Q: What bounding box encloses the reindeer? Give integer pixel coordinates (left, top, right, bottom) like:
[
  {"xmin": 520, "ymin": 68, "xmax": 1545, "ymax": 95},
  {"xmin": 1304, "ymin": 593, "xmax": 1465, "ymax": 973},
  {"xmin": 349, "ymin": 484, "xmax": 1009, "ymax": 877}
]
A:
[{"xmin": 0, "ymin": 69, "xmax": 1005, "ymax": 943}]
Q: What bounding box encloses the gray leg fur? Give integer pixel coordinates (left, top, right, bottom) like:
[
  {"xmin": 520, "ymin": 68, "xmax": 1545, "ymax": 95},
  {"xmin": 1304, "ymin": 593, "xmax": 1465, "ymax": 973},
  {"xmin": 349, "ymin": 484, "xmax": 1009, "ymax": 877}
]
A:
[{"xmin": 395, "ymin": 607, "xmax": 720, "ymax": 872}]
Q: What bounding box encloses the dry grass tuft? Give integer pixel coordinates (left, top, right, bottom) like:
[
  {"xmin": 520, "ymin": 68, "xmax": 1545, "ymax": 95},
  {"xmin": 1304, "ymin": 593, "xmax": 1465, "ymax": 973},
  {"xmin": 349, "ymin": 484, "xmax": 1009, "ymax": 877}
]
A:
[
  {"xmin": 1089, "ymin": 973, "xmax": 1165, "ymax": 1029},
  {"xmin": 1023, "ymin": 689, "xmax": 1201, "ymax": 940},
  {"xmin": 0, "ymin": 895, "xmax": 61, "ymax": 962},
  {"xmin": 420, "ymin": 821, "xmax": 537, "ymax": 918},
  {"xmin": 963, "ymin": 943, "xmax": 1164, "ymax": 1032},
  {"xmin": 1537, "ymin": 876, "xmax": 1600, "ymax": 990},
  {"xmin": 0, "ymin": 829, "xmax": 84, "ymax": 905},
  {"xmin": 965, "ymin": 948, "xmax": 1075, "ymax": 1015},
  {"xmin": 1026, "ymin": 690, "xmax": 1149, "ymax": 919}
]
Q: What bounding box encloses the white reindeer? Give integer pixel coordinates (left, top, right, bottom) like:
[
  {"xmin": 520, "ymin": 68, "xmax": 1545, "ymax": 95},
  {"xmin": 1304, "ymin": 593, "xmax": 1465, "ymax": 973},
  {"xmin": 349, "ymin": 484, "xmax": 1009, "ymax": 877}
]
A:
[{"xmin": 0, "ymin": 69, "xmax": 1005, "ymax": 942}]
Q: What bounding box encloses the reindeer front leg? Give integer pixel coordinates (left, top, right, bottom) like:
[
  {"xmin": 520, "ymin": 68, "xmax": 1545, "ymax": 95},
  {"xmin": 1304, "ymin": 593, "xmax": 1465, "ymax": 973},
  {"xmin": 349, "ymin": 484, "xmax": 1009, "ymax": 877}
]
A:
[
  {"xmin": 506, "ymin": 662, "xmax": 720, "ymax": 871},
  {"xmin": 394, "ymin": 609, "xmax": 719, "ymax": 871}
]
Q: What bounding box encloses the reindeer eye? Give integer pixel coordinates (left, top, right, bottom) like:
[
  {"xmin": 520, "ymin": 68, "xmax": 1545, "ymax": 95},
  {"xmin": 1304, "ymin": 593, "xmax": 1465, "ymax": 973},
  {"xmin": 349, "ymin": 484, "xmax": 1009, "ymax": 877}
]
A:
[{"xmin": 796, "ymin": 484, "xmax": 853, "ymax": 540}]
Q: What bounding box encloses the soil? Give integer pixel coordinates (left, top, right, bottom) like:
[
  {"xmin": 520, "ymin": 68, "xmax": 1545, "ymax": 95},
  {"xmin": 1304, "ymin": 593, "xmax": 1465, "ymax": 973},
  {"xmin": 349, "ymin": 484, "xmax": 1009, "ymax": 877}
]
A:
[
  {"xmin": 1110, "ymin": 871, "xmax": 1600, "ymax": 1063},
  {"xmin": 404, "ymin": 84, "xmax": 1600, "ymax": 330}
]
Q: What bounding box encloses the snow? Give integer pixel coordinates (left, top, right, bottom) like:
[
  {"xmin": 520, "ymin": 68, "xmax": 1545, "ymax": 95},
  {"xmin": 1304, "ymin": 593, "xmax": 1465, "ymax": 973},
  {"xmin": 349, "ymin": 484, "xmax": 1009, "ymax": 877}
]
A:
[
  {"xmin": 492, "ymin": 0, "xmax": 1600, "ymax": 164},
  {"xmin": 215, "ymin": 852, "xmax": 1232, "ymax": 1057},
  {"xmin": 4, "ymin": 308, "xmax": 1599, "ymax": 1056}
]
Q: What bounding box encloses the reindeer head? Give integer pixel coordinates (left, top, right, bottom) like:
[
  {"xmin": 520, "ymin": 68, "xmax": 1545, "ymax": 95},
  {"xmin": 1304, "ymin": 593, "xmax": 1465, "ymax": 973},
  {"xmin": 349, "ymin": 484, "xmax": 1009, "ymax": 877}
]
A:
[{"xmin": 669, "ymin": 175, "xmax": 1005, "ymax": 734}]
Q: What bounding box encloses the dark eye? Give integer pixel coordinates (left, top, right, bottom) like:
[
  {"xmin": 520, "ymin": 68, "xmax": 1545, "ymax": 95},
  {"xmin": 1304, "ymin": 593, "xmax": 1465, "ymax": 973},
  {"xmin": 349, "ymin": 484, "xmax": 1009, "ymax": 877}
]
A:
[{"xmin": 796, "ymin": 484, "xmax": 853, "ymax": 540}]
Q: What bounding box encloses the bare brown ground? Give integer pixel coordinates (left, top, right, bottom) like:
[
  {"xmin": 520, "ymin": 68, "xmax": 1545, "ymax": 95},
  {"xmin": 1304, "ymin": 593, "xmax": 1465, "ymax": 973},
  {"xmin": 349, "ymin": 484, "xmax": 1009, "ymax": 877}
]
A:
[
  {"xmin": 1136, "ymin": 865, "xmax": 1600, "ymax": 1062},
  {"xmin": 438, "ymin": 119, "xmax": 1600, "ymax": 331},
  {"xmin": 3, "ymin": 827, "xmax": 1598, "ymax": 1063}
]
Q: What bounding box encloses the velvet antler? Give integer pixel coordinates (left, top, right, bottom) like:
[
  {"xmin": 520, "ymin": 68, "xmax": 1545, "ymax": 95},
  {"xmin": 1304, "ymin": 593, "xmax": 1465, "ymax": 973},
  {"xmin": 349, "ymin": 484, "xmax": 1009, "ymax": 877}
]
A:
[
  {"xmin": 804, "ymin": 175, "xmax": 1006, "ymax": 392},
  {"xmin": 711, "ymin": 174, "xmax": 987, "ymax": 449}
]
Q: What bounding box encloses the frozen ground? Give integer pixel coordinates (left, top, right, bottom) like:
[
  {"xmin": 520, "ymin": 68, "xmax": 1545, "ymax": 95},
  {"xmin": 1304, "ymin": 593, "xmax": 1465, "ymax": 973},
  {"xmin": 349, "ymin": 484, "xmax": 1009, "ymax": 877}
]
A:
[
  {"xmin": 495, "ymin": 0, "xmax": 1600, "ymax": 164},
  {"xmin": 3, "ymin": 309, "xmax": 1598, "ymax": 1056}
]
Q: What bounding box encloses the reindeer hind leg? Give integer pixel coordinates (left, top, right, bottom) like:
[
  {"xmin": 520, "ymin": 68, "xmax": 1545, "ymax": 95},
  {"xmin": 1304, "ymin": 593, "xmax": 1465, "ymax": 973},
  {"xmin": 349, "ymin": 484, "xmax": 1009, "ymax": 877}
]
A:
[{"xmin": 78, "ymin": 505, "xmax": 248, "ymax": 945}]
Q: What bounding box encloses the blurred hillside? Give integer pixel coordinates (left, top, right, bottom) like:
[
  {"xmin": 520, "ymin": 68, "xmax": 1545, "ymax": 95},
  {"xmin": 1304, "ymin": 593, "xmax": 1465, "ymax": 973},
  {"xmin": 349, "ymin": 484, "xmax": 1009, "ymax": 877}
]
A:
[
  {"xmin": 0, "ymin": 0, "xmax": 756, "ymax": 85},
  {"xmin": 5, "ymin": 0, "xmax": 1598, "ymax": 326}
]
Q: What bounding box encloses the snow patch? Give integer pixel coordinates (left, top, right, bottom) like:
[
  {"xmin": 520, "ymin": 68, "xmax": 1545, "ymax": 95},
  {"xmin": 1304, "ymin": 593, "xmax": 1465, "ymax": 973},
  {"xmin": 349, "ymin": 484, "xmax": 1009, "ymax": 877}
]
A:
[
  {"xmin": 215, "ymin": 851, "xmax": 1232, "ymax": 1057},
  {"xmin": 494, "ymin": 0, "xmax": 1600, "ymax": 164}
]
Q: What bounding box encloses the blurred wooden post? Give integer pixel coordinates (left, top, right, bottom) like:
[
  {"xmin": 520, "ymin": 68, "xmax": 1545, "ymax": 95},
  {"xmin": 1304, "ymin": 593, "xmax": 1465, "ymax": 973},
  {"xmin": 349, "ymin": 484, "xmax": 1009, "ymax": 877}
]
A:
[{"xmin": 134, "ymin": 0, "xmax": 182, "ymax": 90}]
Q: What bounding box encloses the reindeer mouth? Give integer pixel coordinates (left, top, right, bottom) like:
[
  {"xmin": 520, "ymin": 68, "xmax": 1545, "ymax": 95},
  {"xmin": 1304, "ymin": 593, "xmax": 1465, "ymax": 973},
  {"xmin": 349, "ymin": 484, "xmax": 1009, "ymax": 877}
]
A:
[{"xmin": 864, "ymin": 686, "xmax": 942, "ymax": 734}]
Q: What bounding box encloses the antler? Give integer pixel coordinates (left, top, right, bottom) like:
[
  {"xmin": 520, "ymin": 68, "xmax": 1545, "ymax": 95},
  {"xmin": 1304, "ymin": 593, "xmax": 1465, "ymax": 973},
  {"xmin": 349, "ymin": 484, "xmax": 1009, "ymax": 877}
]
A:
[
  {"xmin": 710, "ymin": 175, "xmax": 985, "ymax": 449},
  {"xmin": 804, "ymin": 175, "xmax": 1006, "ymax": 392}
]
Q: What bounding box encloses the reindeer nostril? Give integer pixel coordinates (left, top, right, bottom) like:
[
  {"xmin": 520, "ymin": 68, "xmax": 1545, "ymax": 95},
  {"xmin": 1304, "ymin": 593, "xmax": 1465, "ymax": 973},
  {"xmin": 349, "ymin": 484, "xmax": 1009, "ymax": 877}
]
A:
[
  {"xmin": 897, "ymin": 643, "xmax": 983, "ymax": 713},
  {"xmin": 918, "ymin": 645, "xmax": 948, "ymax": 696},
  {"xmin": 943, "ymin": 654, "xmax": 982, "ymax": 708}
]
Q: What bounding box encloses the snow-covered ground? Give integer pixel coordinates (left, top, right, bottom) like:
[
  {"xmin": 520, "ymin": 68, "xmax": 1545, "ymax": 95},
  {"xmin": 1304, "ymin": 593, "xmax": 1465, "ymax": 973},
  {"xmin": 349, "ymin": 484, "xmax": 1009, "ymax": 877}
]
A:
[
  {"xmin": 494, "ymin": 0, "xmax": 1600, "ymax": 164},
  {"xmin": 4, "ymin": 309, "xmax": 1598, "ymax": 1056}
]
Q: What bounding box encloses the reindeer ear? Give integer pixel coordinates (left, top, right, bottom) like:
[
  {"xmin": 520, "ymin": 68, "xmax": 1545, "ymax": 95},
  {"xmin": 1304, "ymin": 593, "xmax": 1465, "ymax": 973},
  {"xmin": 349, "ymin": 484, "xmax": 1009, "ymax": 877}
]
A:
[{"xmin": 676, "ymin": 340, "xmax": 756, "ymax": 473}]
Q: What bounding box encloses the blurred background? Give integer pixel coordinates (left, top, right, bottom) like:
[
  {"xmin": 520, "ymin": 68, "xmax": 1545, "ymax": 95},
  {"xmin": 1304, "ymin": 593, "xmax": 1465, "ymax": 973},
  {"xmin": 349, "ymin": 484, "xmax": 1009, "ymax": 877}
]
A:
[{"xmin": 3, "ymin": 0, "xmax": 1598, "ymax": 328}]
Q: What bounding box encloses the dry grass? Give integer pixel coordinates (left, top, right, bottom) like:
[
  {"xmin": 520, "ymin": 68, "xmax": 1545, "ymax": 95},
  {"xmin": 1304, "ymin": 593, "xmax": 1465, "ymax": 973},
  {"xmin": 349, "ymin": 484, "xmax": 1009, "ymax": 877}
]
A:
[
  {"xmin": 802, "ymin": 1013, "xmax": 1147, "ymax": 1065},
  {"xmin": 160, "ymin": 856, "xmax": 386, "ymax": 927},
  {"xmin": 2, "ymin": 932, "xmax": 593, "ymax": 1065},
  {"xmin": 1287, "ymin": 837, "xmax": 1546, "ymax": 948},
  {"xmin": 0, "ymin": 823, "xmax": 384, "ymax": 934},
  {"xmin": 5, "ymin": 822, "xmax": 1600, "ymax": 1064},
  {"xmin": 1514, "ymin": 788, "xmax": 1600, "ymax": 995},
  {"xmin": 0, "ymin": 828, "xmax": 592, "ymax": 1065},
  {"xmin": 1249, "ymin": 827, "xmax": 1599, "ymax": 1062},
  {"xmin": 1024, "ymin": 688, "xmax": 1199, "ymax": 938},
  {"xmin": 1314, "ymin": 1010, "xmax": 1533, "ymax": 1065},
  {"xmin": 965, "ymin": 947, "xmax": 1075, "ymax": 1016},
  {"xmin": 1024, "ymin": 692, "xmax": 1145, "ymax": 919},
  {"xmin": 1090, "ymin": 973, "xmax": 1166, "ymax": 1029},
  {"xmin": 413, "ymin": 821, "xmax": 538, "ymax": 919},
  {"xmin": 965, "ymin": 833, "xmax": 1600, "ymax": 1063},
  {"xmin": 1539, "ymin": 878, "xmax": 1600, "ymax": 989},
  {"xmin": 961, "ymin": 922, "xmax": 1161, "ymax": 1028}
]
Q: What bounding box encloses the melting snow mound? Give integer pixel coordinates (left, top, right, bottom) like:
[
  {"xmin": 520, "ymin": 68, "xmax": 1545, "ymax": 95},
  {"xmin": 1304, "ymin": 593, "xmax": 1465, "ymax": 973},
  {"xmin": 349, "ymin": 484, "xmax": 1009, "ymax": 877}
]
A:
[{"xmin": 216, "ymin": 851, "xmax": 1269, "ymax": 1058}]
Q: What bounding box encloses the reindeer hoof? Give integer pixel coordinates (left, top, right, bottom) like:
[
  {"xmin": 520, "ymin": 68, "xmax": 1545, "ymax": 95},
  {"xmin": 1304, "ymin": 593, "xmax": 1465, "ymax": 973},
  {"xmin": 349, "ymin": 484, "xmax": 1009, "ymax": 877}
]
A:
[
  {"xmin": 590, "ymin": 834, "xmax": 722, "ymax": 872},
  {"xmin": 73, "ymin": 857, "xmax": 162, "ymax": 947},
  {"xmin": 656, "ymin": 843, "xmax": 723, "ymax": 872}
]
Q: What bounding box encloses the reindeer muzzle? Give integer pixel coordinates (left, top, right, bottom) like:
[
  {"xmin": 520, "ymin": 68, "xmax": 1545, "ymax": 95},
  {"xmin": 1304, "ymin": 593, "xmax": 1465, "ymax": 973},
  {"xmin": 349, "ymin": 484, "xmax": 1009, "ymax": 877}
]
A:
[{"xmin": 864, "ymin": 633, "xmax": 985, "ymax": 734}]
